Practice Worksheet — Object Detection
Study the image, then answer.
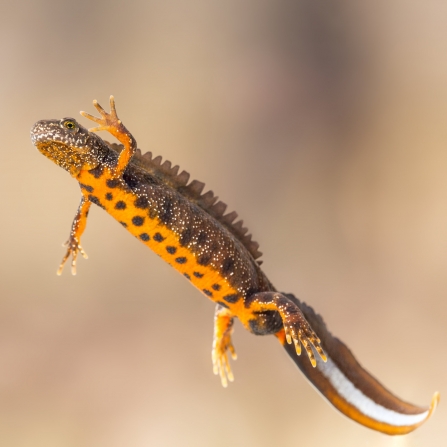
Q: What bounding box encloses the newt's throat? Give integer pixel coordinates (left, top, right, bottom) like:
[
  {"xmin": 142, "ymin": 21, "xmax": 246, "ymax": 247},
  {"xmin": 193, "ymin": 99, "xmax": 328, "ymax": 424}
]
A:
[{"xmin": 36, "ymin": 141, "xmax": 99, "ymax": 176}]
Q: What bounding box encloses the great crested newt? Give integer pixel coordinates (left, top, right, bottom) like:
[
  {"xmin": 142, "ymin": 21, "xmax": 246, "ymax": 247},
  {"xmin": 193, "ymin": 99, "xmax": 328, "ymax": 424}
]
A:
[{"xmin": 31, "ymin": 97, "xmax": 439, "ymax": 435}]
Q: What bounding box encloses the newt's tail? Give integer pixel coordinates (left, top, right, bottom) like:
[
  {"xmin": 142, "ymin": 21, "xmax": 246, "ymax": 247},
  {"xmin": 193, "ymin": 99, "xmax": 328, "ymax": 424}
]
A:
[{"xmin": 277, "ymin": 294, "xmax": 439, "ymax": 435}]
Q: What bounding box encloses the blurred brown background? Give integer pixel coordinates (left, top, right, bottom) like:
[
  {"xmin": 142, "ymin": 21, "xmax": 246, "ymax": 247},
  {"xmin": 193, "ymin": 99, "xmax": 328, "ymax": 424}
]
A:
[{"xmin": 0, "ymin": 0, "xmax": 446, "ymax": 445}]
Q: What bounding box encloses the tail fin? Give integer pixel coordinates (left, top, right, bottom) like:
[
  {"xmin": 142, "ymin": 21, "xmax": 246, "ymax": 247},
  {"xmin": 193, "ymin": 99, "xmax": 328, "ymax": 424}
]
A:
[{"xmin": 277, "ymin": 294, "xmax": 439, "ymax": 435}]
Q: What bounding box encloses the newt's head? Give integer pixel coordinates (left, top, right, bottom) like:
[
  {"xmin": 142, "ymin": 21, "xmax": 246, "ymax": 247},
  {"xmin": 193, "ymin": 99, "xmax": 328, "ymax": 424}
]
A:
[{"xmin": 31, "ymin": 118, "xmax": 106, "ymax": 176}]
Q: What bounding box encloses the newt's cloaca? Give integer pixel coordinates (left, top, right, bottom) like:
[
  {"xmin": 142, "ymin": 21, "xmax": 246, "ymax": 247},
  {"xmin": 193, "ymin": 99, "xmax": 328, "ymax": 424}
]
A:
[{"xmin": 31, "ymin": 97, "xmax": 439, "ymax": 435}]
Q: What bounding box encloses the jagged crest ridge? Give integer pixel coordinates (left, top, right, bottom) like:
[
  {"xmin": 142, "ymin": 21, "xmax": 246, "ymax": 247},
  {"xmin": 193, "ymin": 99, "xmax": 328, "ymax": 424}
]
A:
[{"xmin": 106, "ymin": 142, "xmax": 263, "ymax": 262}]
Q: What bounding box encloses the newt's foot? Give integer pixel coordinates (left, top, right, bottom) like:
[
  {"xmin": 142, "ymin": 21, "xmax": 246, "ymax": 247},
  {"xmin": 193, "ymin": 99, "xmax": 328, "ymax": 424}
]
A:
[
  {"xmin": 212, "ymin": 330, "xmax": 237, "ymax": 388},
  {"xmin": 283, "ymin": 310, "xmax": 326, "ymax": 367},
  {"xmin": 57, "ymin": 237, "xmax": 88, "ymax": 276},
  {"xmin": 81, "ymin": 96, "xmax": 124, "ymax": 136},
  {"xmin": 248, "ymin": 292, "xmax": 326, "ymax": 367}
]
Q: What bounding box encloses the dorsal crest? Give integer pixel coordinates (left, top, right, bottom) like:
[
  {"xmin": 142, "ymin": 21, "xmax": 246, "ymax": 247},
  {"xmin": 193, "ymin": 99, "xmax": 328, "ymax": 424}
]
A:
[{"xmin": 106, "ymin": 142, "xmax": 263, "ymax": 262}]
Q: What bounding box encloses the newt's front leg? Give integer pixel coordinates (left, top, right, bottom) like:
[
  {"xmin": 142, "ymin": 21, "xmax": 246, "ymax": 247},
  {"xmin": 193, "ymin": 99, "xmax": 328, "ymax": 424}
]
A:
[
  {"xmin": 81, "ymin": 96, "xmax": 136, "ymax": 177},
  {"xmin": 212, "ymin": 304, "xmax": 237, "ymax": 388},
  {"xmin": 58, "ymin": 196, "xmax": 91, "ymax": 275}
]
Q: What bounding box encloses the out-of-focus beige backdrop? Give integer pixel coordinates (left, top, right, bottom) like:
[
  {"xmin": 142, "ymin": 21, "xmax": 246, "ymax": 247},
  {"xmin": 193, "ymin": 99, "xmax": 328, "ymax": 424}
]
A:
[{"xmin": 1, "ymin": 0, "xmax": 446, "ymax": 446}]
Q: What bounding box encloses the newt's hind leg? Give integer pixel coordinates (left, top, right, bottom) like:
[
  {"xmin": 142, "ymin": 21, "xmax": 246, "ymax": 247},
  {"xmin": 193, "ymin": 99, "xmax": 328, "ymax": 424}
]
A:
[
  {"xmin": 248, "ymin": 292, "xmax": 327, "ymax": 367},
  {"xmin": 81, "ymin": 96, "xmax": 137, "ymax": 176},
  {"xmin": 57, "ymin": 196, "xmax": 91, "ymax": 276},
  {"xmin": 212, "ymin": 304, "xmax": 237, "ymax": 387}
]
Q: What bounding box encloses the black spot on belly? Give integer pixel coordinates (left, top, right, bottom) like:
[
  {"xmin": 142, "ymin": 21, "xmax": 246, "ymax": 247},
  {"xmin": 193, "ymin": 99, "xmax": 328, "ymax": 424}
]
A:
[
  {"xmin": 184, "ymin": 273, "xmax": 191, "ymax": 280},
  {"xmin": 115, "ymin": 201, "xmax": 126, "ymax": 210},
  {"xmin": 223, "ymin": 294, "xmax": 240, "ymax": 304},
  {"xmin": 203, "ymin": 289, "xmax": 213, "ymax": 297},
  {"xmin": 134, "ymin": 196, "xmax": 149, "ymax": 209},
  {"xmin": 166, "ymin": 246, "xmax": 177, "ymax": 254},
  {"xmin": 198, "ymin": 253, "xmax": 212, "ymax": 266},
  {"xmin": 221, "ymin": 258, "xmax": 235, "ymax": 275},
  {"xmin": 120, "ymin": 221, "xmax": 127, "ymax": 227},
  {"xmin": 88, "ymin": 194, "xmax": 105, "ymax": 209},
  {"xmin": 105, "ymin": 193, "xmax": 113, "ymax": 201},
  {"xmin": 132, "ymin": 216, "xmax": 145, "ymax": 226},
  {"xmin": 180, "ymin": 228, "xmax": 193, "ymax": 246},
  {"xmin": 175, "ymin": 257, "xmax": 187, "ymax": 264},
  {"xmin": 106, "ymin": 179, "xmax": 120, "ymax": 189},
  {"xmin": 153, "ymin": 233, "xmax": 164, "ymax": 242},
  {"xmin": 89, "ymin": 165, "xmax": 104, "ymax": 178},
  {"xmin": 193, "ymin": 271, "xmax": 204, "ymax": 278},
  {"xmin": 212, "ymin": 284, "xmax": 221, "ymax": 291},
  {"xmin": 79, "ymin": 183, "xmax": 93, "ymax": 193},
  {"xmin": 160, "ymin": 198, "xmax": 174, "ymax": 224},
  {"xmin": 139, "ymin": 233, "xmax": 150, "ymax": 241}
]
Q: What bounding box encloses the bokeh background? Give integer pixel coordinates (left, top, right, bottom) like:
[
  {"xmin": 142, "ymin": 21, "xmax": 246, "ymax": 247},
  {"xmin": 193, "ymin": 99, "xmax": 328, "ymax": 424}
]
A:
[{"xmin": 1, "ymin": 0, "xmax": 446, "ymax": 445}]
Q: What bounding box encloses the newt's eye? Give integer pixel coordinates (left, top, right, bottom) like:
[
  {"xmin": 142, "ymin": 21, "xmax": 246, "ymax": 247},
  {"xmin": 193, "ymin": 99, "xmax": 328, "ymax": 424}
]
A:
[{"xmin": 63, "ymin": 120, "xmax": 76, "ymax": 129}]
